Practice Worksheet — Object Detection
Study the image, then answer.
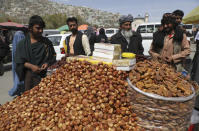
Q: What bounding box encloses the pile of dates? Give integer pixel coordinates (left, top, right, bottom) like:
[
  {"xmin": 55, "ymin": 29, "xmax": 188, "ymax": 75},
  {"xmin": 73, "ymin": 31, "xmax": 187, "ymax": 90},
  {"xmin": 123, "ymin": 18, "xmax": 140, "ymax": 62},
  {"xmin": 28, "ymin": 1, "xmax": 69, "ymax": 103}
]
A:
[
  {"xmin": 129, "ymin": 60, "xmax": 193, "ymax": 97},
  {"xmin": 128, "ymin": 60, "xmax": 195, "ymax": 130},
  {"xmin": 0, "ymin": 60, "xmax": 143, "ymax": 131}
]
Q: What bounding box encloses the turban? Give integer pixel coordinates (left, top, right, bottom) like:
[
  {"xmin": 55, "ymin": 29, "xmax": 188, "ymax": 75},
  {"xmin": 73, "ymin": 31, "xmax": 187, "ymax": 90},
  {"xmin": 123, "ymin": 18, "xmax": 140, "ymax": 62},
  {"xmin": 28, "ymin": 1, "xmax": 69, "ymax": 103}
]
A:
[{"xmin": 119, "ymin": 14, "xmax": 133, "ymax": 25}]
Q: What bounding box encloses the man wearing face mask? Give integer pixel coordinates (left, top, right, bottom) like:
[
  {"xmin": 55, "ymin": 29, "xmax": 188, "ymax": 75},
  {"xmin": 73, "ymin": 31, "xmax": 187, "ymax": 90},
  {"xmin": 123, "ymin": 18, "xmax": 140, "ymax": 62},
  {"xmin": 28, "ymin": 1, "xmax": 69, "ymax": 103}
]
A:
[
  {"xmin": 15, "ymin": 15, "xmax": 56, "ymax": 91},
  {"xmin": 66, "ymin": 17, "xmax": 91, "ymax": 56},
  {"xmin": 111, "ymin": 14, "xmax": 144, "ymax": 55}
]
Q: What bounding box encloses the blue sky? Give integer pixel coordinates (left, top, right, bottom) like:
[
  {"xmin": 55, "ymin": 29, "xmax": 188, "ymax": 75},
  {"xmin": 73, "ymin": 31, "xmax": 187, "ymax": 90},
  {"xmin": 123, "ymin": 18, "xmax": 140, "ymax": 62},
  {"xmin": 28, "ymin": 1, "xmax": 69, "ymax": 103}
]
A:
[{"xmin": 52, "ymin": 0, "xmax": 198, "ymax": 22}]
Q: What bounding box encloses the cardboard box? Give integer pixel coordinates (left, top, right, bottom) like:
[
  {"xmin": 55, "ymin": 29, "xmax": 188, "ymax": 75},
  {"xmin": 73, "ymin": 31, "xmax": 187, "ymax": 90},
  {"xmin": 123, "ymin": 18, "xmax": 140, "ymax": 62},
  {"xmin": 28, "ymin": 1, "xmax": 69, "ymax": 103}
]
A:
[
  {"xmin": 66, "ymin": 56, "xmax": 90, "ymax": 62},
  {"xmin": 94, "ymin": 49, "xmax": 114, "ymax": 55},
  {"xmin": 116, "ymin": 66, "xmax": 134, "ymax": 71},
  {"xmin": 113, "ymin": 59, "xmax": 136, "ymax": 66},
  {"xmin": 91, "ymin": 56, "xmax": 113, "ymax": 62},
  {"xmin": 93, "ymin": 51, "xmax": 120, "ymax": 59},
  {"xmin": 94, "ymin": 43, "xmax": 121, "ymax": 52}
]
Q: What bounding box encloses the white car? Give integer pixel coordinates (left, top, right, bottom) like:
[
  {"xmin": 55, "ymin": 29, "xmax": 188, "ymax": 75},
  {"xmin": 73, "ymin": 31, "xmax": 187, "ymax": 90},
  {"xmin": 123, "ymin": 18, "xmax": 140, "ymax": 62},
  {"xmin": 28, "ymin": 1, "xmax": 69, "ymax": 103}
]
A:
[
  {"xmin": 47, "ymin": 33, "xmax": 71, "ymax": 61},
  {"xmin": 136, "ymin": 22, "xmax": 161, "ymax": 56},
  {"xmin": 105, "ymin": 28, "xmax": 119, "ymax": 38},
  {"xmin": 136, "ymin": 22, "xmax": 161, "ymax": 39},
  {"xmin": 43, "ymin": 29, "xmax": 60, "ymax": 36}
]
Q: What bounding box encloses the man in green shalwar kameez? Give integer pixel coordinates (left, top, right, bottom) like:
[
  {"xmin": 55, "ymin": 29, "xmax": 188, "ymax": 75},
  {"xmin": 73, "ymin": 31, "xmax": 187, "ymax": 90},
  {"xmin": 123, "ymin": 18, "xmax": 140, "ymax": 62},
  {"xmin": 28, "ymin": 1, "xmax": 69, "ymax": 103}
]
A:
[{"xmin": 15, "ymin": 15, "xmax": 56, "ymax": 91}]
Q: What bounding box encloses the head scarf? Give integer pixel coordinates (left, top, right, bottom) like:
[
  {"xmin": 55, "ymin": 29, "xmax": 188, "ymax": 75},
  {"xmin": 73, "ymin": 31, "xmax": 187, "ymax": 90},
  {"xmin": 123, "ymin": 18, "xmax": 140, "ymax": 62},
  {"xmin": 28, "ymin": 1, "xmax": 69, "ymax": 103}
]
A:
[
  {"xmin": 119, "ymin": 14, "xmax": 133, "ymax": 25},
  {"xmin": 99, "ymin": 28, "xmax": 105, "ymax": 35},
  {"xmin": 161, "ymin": 13, "xmax": 184, "ymax": 43},
  {"xmin": 85, "ymin": 26, "xmax": 95, "ymax": 39}
]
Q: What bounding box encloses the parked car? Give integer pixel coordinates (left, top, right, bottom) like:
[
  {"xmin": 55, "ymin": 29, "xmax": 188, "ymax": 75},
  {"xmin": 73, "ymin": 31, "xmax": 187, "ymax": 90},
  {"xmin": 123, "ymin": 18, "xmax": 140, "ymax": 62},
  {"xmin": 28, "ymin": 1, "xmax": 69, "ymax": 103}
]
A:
[
  {"xmin": 43, "ymin": 29, "xmax": 60, "ymax": 37},
  {"xmin": 135, "ymin": 23, "xmax": 161, "ymax": 56},
  {"xmin": 47, "ymin": 33, "xmax": 71, "ymax": 61},
  {"xmin": 136, "ymin": 22, "xmax": 161, "ymax": 39},
  {"xmin": 182, "ymin": 24, "xmax": 193, "ymax": 37},
  {"xmin": 105, "ymin": 28, "xmax": 119, "ymax": 38}
]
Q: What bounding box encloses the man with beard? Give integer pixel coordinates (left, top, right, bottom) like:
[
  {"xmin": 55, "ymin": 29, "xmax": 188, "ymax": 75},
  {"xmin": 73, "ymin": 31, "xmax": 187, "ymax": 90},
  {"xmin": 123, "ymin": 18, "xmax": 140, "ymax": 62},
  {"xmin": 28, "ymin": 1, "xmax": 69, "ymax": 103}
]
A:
[
  {"xmin": 66, "ymin": 17, "xmax": 91, "ymax": 56},
  {"xmin": 149, "ymin": 13, "xmax": 190, "ymax": 72},
  {"xmin": 111, "ymin": 14, "xmax": 144, "ymax": 55},
  {"xmin": 172, "ymin": 10, "xmax": 189, "ymax": 35},
  {"xmin": 15, "ymin": 15, "xmax": 56, "ymax": 91},
  {"xmin": 149, "ymin": 13, "xmax": 169, "ymax": 60},
  {"xmin": 173, "ymin": 10, "xmax": 184, "ymax": 26}
]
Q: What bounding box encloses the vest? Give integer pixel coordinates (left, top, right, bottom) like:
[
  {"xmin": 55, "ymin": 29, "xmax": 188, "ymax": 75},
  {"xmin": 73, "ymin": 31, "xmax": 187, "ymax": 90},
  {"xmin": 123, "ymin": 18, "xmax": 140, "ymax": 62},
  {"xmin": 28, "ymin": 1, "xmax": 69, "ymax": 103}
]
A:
[{"xmin": 66, "ymin": 31, "xmax": 85, "ymax": 55}]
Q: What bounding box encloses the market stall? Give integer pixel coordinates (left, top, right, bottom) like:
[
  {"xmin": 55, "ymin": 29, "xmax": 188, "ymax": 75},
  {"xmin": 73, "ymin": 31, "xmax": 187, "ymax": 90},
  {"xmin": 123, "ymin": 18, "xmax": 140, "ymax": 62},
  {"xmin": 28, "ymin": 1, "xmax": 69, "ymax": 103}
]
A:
[{"xmin": 0, "ymin": 43, "xmax": 197, "ymax": 130}]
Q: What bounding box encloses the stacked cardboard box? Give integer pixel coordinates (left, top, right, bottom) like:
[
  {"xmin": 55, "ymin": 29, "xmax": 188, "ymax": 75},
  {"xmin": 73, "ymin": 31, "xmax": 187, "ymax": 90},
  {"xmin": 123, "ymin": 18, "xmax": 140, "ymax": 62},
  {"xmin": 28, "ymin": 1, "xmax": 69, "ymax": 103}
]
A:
[
  {"xmin": 92, "ymin": 43, "xmax": 121, "ymax": 60},
  {"xmin": 113, "ymin": 59, "xmax": 136, "ymax": 66},
  {"xmin": 66, "ymin": 55, "xmax": 136, "ymax": 71},
  {"xmin": 113, "ymin": 59, "xmax": 136, "ymax": 71},
  {"xmin": 66, "ymin": 43, "xmax": 136, "ymax": 71}
]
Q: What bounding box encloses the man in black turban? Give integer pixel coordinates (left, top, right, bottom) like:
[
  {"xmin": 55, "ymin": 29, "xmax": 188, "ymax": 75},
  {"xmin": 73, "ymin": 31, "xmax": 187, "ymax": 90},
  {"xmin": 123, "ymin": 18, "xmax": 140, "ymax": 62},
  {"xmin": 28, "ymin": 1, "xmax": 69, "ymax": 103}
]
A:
[{"xmin": 111, "ymin": 14, "xmax": 144, "ymax": 55}]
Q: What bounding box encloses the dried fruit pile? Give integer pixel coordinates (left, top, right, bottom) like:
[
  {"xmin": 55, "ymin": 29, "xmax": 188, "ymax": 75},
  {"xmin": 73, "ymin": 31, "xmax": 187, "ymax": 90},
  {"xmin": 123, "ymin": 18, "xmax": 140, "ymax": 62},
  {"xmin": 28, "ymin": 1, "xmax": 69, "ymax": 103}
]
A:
[
  {"xmin": 48, "ymin": 56, "xmax": 67, "ymax": 70},
  {"xmin": 129, "ymin": 60, "xmax": 193, "ymax": 97},
  {"xmin": 128, "ymin": 60, "xmax": 195, "ymax": 130},
  {"xmin": 0, "ymin": 60, "xmax": 142, "ymax": 131}
]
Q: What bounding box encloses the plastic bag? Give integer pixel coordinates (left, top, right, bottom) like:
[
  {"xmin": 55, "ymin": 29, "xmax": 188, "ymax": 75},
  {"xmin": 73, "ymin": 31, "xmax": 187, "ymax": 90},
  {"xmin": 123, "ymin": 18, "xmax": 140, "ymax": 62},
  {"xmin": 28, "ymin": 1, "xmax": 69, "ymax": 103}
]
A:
[{"xmin": 191, "ymin": 109, "xmax": 199, "ymax": 124}]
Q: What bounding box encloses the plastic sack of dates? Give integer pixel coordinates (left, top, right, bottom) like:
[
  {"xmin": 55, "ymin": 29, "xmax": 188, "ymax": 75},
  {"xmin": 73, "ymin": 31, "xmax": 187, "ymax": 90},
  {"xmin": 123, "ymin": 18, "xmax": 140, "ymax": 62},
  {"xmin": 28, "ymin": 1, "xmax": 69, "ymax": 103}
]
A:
[
  {"xmin": 0, "ymin": 60, "xmax": 143, "ymax": 131},
  {"xmin": 128, "ymin": 60, "xmax": 196, "ymax": 131}
]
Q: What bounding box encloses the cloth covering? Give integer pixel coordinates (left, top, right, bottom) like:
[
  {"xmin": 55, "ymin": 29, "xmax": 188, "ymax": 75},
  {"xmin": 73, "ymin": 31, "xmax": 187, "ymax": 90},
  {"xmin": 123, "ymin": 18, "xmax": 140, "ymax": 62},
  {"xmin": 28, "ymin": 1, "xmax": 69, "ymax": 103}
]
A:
[
  {"xmin": 119, "ymin": 14, "xmax": 133, "ymax": 25},
  {"xmin": 9, "ymin": 31, "xmax": 25, "ymax": 96}
]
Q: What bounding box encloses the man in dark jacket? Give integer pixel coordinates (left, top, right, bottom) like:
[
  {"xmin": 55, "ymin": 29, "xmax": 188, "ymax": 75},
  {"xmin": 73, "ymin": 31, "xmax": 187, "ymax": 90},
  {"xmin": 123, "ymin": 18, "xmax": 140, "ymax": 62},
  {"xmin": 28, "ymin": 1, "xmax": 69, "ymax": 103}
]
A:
[
  {"xmin": 111, "ymin": 14, "xmax": 144, "ymax": 55},
  {"xmin": 15, "ymin": 15, "xmax": 56, "ymax": 91},
  {"xmin": 0, "ymin": 30, "xmax": 10, "ymax": 76},
  {"xmin": 96, "ymin": 28, "xmax": 108, "ymax": 43},
  {"xmin": 85, "ymin": 26, "xmax": 97, "ymax": 54},
  {"xmin": 191, "ymin": 31, "xmax": 199, "ymax": 84}
]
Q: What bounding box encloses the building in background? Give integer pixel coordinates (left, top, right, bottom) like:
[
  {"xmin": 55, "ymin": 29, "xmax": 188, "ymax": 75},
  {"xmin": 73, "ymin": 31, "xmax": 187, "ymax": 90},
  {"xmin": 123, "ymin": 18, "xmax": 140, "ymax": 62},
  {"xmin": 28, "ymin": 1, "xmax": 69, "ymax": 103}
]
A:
[{"xmin": 132, "ymin": 13, "xmax": 149, "ymax": 31}]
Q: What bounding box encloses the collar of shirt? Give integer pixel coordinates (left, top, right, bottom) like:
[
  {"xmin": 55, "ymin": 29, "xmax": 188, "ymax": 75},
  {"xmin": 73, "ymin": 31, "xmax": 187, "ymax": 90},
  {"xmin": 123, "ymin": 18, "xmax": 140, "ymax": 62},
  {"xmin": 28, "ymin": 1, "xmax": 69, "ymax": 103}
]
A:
[{"xmin": 167, "ymin": 33, "xmax": 174, "ymax": 39}]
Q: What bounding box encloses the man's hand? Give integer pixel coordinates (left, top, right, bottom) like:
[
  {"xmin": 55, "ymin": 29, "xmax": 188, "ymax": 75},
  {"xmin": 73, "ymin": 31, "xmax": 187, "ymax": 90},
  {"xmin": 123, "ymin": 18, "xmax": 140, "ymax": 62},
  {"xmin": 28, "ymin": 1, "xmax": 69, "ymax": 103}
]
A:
[
  {"xmin": 164, "ymin": 56, "xmax": 173, "ymax": 63},
  {"xmin": 24, "ymin": 62, "xmax": 41, "ymax": 73},
  {"xmin": 31, "ymin": 65, "xmax": 41, "ymax": 73},
  {"xmin": 41, "ymin": 63, "xmax": 48, "ymax": 70},
  {"xmin": 157, "ymin": 55, "xmax": 162, "ymax": 60},
  {"xmin": 136, "ymin": 55, "xmax": 146, "ymax": 62}
]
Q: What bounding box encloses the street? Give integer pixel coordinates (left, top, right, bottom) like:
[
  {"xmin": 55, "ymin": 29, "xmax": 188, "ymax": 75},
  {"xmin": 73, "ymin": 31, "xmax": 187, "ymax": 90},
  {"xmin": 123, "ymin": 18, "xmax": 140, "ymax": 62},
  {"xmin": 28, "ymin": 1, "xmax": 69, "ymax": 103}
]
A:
[{"xmin": 0, "ymin": 63, "xmax": 14, "ymax": 105}]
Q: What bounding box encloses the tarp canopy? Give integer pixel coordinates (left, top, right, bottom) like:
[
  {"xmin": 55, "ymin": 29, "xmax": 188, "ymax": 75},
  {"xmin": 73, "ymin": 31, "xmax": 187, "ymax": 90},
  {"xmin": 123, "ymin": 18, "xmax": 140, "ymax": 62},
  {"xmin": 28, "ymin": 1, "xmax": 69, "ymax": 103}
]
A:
[
  {"xmin": 57, "ymin": 25, "xmax": 69, "ymax": 31},
  {"xmin": 182, "ymin": 6, "xmax": 199, "ymax": 24},
  {"xmin": 78, "ymin": 24, "xmax": 88, "ymax": 31},
  {"xmin": 0, "ymin": 22, "xmax": 24, "ymax": 28}
]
